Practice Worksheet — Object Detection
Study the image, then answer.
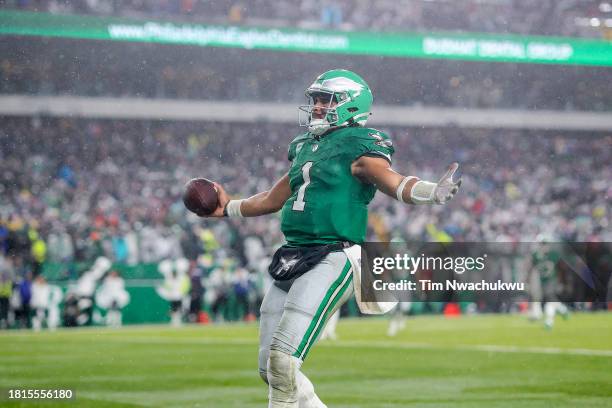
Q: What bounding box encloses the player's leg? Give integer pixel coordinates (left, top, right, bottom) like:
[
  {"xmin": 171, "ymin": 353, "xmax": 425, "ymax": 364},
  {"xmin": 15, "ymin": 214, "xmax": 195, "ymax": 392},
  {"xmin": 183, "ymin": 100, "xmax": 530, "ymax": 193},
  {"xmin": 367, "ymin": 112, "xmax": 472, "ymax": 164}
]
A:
[
  {"xmin": 267, "ymin": 251, "xmax": 353, "ymax": 408},
  {"xmin": 108, "ymin": 306, "xmax": 122, "ymax": 327},
  {"xmin": 544, "ymin": 301, "xmax": 569, "ymax": 329},
  {"xmin": 528, "ymin": 301, "xmax": 543, "ymax": 321},
  {"xmin": 170, "ymin": 300, "xmax": 182, "ymax": 327},
  {"xmin": 259, "ymin": 279, "xmax": 329, "ymax": 408},
  {"xmin": 543, "ymin": 302, "xmax": 555, "ymax": 328},
  {"xmin": 387, "ymin": 301, "xmax": 410, "ymax": 337},
  {"xmin": 32, "ymin": 307, "xmax": 43, "ymax": 331},
  {"xmin": 47, "ymin": 306, "xmax": 58, "ymax": 330},
  {"xmin": 259, "ymin": 281, "xmax": 289, "ymax": 383},
  {"xmin": 557, "ymin": 302, "xmax": 569, "ymax": 319},
  {"xmin": 542, "ymin": 277, "xmax": 564, "ymax": 329},
  {"xmin": 319, "ymin": 310, "xmax": 339, "ymax": 341},
  {"xmin": 528, "ymin": 270, "xmax": 543, "ymax": 321},
  {"xmin": 387, "ymin": 304, "xmax": 401, "ymax": 337},
  {"xmin": 0, "ymin": 297, "xmax": 9, "ymax": 329},
  {"xmin": 260, "ymin": 280, "xmax": 327, "ymax": 408},
  {"xmin": 398, "ymin": 302, "xmax": 411, "ymax": 330}
]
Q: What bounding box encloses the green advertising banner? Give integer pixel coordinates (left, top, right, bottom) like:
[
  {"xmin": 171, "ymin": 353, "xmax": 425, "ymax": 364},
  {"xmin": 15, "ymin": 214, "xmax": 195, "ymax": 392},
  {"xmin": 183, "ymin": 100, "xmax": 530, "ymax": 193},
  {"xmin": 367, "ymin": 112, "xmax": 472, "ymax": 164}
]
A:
[{"xmin": 1, "ymin": 10, "xmax": 612, "ymax": 66}]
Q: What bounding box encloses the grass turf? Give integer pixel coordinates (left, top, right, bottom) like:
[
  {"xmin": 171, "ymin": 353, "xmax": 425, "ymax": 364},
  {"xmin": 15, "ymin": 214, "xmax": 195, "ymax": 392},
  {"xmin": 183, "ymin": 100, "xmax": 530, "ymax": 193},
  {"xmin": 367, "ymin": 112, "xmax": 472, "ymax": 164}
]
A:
[{"xmin": 1, "ymin": 313, "xmax": 611, "ymax": 407}]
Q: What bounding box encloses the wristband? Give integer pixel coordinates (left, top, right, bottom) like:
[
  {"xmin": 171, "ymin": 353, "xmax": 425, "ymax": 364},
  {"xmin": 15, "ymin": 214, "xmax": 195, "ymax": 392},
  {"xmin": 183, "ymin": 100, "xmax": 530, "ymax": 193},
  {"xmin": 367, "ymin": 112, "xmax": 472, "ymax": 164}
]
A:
[
  {"xmin": 396, "ymin": 177, "xmax": 418, "ymax": 203},
  {"xmin": 225, "ymin": 199, "xmax": 245, "ymax": 217}
]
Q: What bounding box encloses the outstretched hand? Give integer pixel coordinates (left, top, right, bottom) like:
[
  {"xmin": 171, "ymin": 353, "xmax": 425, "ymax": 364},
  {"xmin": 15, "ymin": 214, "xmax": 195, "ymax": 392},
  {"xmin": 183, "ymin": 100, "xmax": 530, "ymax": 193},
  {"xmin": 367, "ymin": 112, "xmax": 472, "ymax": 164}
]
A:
[
  {"xmin": 433, "ymin": 162, "xmax": 462, "ymax": 204},
  {"xmin": 207, "ymin": 182, "xmax": 231, "ymax": 217}
]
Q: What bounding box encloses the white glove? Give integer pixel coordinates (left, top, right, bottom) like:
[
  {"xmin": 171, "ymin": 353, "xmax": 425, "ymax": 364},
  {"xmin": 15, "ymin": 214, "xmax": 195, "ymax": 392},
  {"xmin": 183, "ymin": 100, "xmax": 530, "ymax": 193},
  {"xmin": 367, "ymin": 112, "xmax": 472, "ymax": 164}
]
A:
[
  {"xmin": 410, "ymin": 162, "xmax": 462, "ymax": 205},
  {"xmin": 433, "ymin": 162, "xmax": 462, "ymax": 204}
]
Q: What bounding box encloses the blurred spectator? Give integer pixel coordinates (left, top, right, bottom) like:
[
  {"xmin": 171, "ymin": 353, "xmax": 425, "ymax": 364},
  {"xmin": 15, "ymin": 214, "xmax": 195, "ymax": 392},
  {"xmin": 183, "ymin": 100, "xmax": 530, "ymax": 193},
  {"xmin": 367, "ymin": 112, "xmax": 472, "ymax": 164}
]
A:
[
  {"xmin": 0, "ymin": 221, "xmax": 8, "ymax": 254},
  {"xmin": 187, "ymin": 260, "xmax": 204, "ymax": 323},
  {"xmin": 0, "ymin": 268, "xmax": 12, "ymax": 329},
  {"xmin": 1, "ymin": 0, "xmax": 607, "ymax": 38},
  {"xmin": 46, "ymin": 282, "xmax": 62, "ymax": 330},
  {"xmin": 30, "ymin": 274, "xmax": 49, "ymax": 331},
  {"xmin": 321, "ymin": 2, "xmax": 343, "ymax": 28},
  {"xmin": 72, "ymin": 256, "xmax": 112, "ymax": 325},
  {"xmin": 233, "ymin": 266, "xmax": 256, "ymax": 321},
  {"xmin": 206, "ymin": 260, "xmax": 233, "ymax": 322},
  {"xmin": 14, "ymin": 271, "xmax": 32, "ymax": 328},
  {"xmin": 30, "ymin": 228, "xmax": 46, "ymax": 277},
  {"xmin": 228, "ymin": 3, "xmax": 244, "ymax": 24},
  {"xmin": 62, "ymin": 292, "xmax": 79, "ymax": 327},
  {"xmin": 156, "ymin": 258, "xmax": 191, "ymax": 326},
  {"xmin": 95, "ymin": 270, "xmax": 130, "ymax": 327}
]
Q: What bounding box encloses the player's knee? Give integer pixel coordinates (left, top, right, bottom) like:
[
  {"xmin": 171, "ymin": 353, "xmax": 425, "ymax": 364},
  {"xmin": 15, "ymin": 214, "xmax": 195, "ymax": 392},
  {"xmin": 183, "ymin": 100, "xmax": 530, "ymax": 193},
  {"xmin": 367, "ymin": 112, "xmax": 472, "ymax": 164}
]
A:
[{"xmin": 267, "ymin": 349, "xmax": 301, "ymax": 397}]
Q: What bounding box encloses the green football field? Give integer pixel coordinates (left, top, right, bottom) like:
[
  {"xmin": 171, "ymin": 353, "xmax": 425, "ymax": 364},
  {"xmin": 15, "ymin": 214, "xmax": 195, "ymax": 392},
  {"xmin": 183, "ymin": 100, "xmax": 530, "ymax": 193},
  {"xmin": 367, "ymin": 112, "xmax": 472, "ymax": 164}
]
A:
[{"xmin": 1, "ymin": 313, "xmax": 611, "ymax": 408}]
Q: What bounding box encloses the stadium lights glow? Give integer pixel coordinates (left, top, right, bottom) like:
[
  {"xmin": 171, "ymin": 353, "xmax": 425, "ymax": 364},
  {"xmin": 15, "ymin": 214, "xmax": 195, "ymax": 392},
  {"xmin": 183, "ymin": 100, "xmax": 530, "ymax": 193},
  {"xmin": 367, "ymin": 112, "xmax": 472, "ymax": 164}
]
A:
[
  {"xmin": 606, "ymin": 18, "xmax": 612, "ymax": 27},
  {"xmin": 590, "ymin": 17, "xmax": 601, "ymax": 27},
  {"xmin": 600, "ymin": 2, "xmax": 612, "ymax": 13}
]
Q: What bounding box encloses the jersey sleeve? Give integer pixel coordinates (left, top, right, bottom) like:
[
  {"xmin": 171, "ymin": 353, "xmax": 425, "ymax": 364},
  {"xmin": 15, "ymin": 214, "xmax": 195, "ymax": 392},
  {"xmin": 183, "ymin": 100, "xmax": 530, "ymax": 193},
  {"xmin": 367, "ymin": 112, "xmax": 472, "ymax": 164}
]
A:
[
  {"xmin": 350, "ymin": 128, "xmax": 395, "ymax": 164},
  {"xmin": 288, "ymin": 134, "xmax": 309, "ymax": 162}
]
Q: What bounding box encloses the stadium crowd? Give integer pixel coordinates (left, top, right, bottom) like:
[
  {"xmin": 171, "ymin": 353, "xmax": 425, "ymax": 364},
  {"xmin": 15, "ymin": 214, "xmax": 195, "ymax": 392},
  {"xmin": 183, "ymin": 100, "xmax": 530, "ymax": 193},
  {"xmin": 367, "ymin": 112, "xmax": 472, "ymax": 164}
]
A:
[
  {"xmin": 1, "ymin": 116, "xmax": 609, "ymax": 259},
  {"xmin": 1, "ymin": 0, "xmax": 608, "ymax": 38},
  {"xmin": 0, "ymin": 117, "xmax": 610, "ymax": 327},
  {"xmin": 2, "ymin": 38, "xmax": 612, "ymax": 112}
]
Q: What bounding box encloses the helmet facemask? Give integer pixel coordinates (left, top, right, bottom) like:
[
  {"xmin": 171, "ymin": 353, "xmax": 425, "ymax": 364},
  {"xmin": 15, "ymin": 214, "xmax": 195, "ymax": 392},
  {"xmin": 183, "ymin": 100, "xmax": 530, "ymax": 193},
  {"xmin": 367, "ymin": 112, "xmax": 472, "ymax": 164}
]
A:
[{"xmin": 299, "ymin": 90, "xmax": 342, "ymax": 136}]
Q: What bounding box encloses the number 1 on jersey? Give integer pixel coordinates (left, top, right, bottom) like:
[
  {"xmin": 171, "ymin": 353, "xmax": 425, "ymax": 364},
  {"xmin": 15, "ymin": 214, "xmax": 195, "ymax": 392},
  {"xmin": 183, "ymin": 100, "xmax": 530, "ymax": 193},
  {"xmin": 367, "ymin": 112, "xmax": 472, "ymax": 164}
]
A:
[{"xmin": 292, "ymin": 161, "xmax": 313, "ymax": 211}]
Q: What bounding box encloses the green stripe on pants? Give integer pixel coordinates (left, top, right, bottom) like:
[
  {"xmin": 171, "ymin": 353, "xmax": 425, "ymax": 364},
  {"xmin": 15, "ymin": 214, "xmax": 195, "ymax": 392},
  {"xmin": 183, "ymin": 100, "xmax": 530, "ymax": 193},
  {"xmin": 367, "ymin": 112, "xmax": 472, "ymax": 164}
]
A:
[
  {"xmin": 301, "ymin": 271, "xmax": 353, "ymax": 360},
  {"xmin": 293, "ymin": 259, "xmax": 352, "ymax": 360}
]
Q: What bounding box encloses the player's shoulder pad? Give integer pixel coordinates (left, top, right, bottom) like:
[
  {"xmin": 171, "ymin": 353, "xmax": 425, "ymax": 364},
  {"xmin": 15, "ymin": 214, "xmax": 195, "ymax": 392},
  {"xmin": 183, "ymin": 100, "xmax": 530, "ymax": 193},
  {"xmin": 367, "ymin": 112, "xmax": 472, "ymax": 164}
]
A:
[
  {"xmin": 348, "ymin": 127, "xmax": 393, "ymax": 147},
  {"xmin": 288, "ymin": 132, "xmax": 310, "ymax": 161},
  {"xmin": 352, "ymin": 127, "xmax": 394, "ymax": 151},
  {"xmin": 340, "ymin": 126, "xmax": 394, "ymax": 163},
  {"xmin": 290, "ymin": 132, "xmax": 310, "ymax": 145}
]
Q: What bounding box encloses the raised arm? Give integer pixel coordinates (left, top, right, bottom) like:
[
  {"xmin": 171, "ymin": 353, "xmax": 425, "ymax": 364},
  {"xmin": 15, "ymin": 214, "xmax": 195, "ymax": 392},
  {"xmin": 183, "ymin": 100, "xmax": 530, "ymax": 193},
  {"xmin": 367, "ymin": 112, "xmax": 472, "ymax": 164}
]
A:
[
  {"xmin": 207, "ymin": 173, "xmax": 291, "ymax": 218},
  {"xmin": 351, "ymin": 156, "xmax": 461, "ymax": 204}
]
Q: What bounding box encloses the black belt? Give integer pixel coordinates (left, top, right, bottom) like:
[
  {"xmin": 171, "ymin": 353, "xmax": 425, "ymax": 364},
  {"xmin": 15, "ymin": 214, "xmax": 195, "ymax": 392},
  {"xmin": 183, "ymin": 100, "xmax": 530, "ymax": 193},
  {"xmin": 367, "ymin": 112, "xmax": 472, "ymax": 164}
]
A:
[{"xmin": 268, "ymin": 241, "xmax": 352, "ymax": 281}]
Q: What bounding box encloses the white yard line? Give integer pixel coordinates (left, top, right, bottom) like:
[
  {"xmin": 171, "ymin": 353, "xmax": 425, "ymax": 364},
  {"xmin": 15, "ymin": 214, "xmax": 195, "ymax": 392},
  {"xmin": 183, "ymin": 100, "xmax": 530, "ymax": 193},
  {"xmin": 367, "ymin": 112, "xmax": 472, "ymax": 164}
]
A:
[
  {"xmin": 90, "ymin": 336, "xmax": 612, "ymax": 357},
  {"xmin": 329, "ymin": 340, "xmax": 612, "ymax": 357}
]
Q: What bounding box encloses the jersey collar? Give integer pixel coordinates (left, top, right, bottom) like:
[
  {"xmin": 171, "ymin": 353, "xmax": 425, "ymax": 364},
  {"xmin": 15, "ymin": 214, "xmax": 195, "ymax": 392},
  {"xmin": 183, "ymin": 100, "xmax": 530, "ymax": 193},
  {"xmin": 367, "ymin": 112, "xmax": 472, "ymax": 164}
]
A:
[{"xmin": 311, "ymin": 126, "xmax": 344, "ymax": 140}]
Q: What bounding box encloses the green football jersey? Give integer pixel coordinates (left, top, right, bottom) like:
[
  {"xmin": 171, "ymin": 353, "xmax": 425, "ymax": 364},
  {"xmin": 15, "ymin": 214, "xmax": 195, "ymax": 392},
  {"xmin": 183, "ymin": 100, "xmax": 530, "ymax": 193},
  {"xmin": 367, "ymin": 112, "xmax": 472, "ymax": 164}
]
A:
[
  {"xmin": 532, "ymin": 247, "xmax": 561, "ymax": 284},
  {"xmin": 280, "ymin": 126, "xmax": 394, "ymax": 246}
]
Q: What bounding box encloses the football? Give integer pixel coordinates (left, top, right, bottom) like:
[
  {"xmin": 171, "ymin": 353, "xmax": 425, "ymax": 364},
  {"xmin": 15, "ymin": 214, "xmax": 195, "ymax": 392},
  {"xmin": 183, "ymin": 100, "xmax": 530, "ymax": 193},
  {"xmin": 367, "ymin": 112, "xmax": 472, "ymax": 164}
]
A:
[{"xmin": 182, "ymin": 178, "xmax": 219, "ymax": 216}]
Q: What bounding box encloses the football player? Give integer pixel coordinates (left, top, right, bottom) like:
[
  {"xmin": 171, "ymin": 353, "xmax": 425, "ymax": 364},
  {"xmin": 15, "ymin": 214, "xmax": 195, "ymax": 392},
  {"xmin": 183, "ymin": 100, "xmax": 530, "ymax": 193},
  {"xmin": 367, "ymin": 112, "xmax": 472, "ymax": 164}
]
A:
[
  {"xmin": 527, "ymin": 238, "xmax": 569, "ymax": 330},
  {"xmin": 207, "ymin": 70, "xmax": 461, "ymax": 407}
]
